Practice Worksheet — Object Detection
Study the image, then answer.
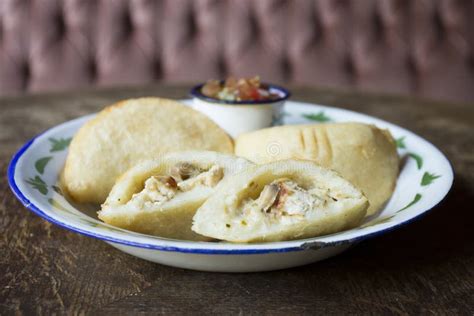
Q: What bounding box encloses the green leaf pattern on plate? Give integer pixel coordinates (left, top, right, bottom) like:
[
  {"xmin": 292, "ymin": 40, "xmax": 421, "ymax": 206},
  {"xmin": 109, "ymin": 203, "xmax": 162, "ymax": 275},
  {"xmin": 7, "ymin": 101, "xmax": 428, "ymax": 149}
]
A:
[
  {"xmin": 35, "ymin": 156, "xmax": 53, "ymax": 174},
  {"xmin": 302, "ymin": 111, "xmax": 331, "ymax": 122},
  {"xmin": 24, "ymin": 133, "xmax": 442, "ymax": 232},
  {"xmin": 361, "ymin": 193, "xmax": 423, "ymax": 230},
  {"xmin": 26, "ymin": 176, "xmax": 48, "ymax": 195},
  {"xmin": 421, "ymin": 172, "xmax": 441, "ymax": 186},
  {"xmin": 49, "ymin": 137, "xmax": 72, "ymax": 152},
  {"xmin": 408, "ymin": 153, "xmax": 423, "ymax": 170},
  {"xmin": 397, "ymin": 193, "xmax": 422, "ymax": 213},
  {"xmin": 395, "ymin": 136, "xmax": 406, "ymax": 149},
  {"xmin": 359, "ymin": 132, "xmax": 443, "ymax": 229},
  {"xmin": 25, "ymin": 136, "xmax": 72, "ymax": 196}
]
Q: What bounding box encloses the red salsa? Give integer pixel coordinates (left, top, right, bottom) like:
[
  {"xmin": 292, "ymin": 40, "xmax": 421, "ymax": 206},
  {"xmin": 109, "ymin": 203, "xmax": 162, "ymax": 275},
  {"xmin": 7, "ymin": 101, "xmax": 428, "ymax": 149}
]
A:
[{"xmin": 201, "ymin": 76, "xmax": 280, "ymax": 102}]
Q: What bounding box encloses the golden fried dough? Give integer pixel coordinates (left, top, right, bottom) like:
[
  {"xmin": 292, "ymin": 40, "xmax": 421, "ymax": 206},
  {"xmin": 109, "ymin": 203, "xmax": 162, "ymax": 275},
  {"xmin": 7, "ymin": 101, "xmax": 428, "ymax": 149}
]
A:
[
  {"xmin": 99, "ymin": 151, "xmax": 252, "ymax": 241},
  {"xmin": 192, "ymin": 160, "xmax": 369, "ymax": 242},
  {"xmin": 62, "ymin": 98, "xmax": 233, "ymax": 204},
  {"xmin": 234, "ymin": 123, "xmax": 399, "ymax": 215}
]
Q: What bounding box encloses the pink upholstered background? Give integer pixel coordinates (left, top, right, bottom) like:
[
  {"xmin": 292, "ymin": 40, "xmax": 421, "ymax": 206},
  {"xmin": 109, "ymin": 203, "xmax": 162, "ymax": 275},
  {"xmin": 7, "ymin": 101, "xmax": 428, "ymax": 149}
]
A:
[{"xmin": 1, "ymin": 0, "xmax": 473, "ymax": 102}]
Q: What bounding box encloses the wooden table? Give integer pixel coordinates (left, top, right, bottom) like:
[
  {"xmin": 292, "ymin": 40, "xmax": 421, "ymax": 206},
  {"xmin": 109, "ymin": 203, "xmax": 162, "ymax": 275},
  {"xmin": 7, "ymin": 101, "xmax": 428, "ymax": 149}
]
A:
[{"xmin": 1, "ymin": 86, "xmax": 473, "ymax": 315}]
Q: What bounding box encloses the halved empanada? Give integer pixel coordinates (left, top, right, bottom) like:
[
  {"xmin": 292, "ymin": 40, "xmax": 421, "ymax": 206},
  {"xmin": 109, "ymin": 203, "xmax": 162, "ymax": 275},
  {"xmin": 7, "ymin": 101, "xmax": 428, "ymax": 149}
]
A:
[
  {"xmin": 235, "ymin": 123, "xmax": 399, "ymax": 215},
  {"xmin": 192, "ymin": 160, "xmax": 369, "ymax": 242},
  {"xmin": 62, "ymin": 97, "xmax": 234, "ymax": 204},
  {"xmin": 98, "ymin": 151, "xmax": 252, "ymax": 240}
]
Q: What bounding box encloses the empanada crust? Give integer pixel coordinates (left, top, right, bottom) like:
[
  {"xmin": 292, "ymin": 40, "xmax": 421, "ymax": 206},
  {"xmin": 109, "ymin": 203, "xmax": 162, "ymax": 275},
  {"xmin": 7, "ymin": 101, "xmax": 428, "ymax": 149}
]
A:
[
  {"xmin": 62, "ymin": 98, "xmax": 233, "ymax": 204},
  {"xmin": 235, "ymin": 123, "xmax": 399, "ymax": 215}
]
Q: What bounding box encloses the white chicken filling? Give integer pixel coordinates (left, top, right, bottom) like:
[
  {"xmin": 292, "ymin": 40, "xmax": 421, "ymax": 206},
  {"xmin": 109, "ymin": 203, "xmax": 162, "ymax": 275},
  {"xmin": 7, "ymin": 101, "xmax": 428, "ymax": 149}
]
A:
[
  {"xmin": 242, "ymin": 178, "xmax": 333, "ymax": 219},
  {"xmin": 129, "ymin": 164, "xmax": 223, "ymax": 208},
  {"xmin": 177, "ymin": 165, "xmax": 223, "ymax": 191}
]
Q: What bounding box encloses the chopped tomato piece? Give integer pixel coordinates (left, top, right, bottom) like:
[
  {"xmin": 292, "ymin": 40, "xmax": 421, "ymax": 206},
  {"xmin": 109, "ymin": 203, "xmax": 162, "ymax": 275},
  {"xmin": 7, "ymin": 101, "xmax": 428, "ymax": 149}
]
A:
[{"xmin": 201, "ymin": 76, "xmax": 280, "ymax": 102}]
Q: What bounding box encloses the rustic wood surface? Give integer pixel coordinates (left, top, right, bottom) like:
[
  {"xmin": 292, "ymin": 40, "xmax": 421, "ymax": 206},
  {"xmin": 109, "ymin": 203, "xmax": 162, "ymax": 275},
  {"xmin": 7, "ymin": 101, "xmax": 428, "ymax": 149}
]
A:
[{"xmin": 1, "ymin": 86, "xmax": 473, "ymax": 315}]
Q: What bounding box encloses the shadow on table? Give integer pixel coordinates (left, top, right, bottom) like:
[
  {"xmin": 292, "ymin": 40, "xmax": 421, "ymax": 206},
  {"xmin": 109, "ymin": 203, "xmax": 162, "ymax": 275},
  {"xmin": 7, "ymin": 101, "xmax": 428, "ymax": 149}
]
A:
[
  {"xmin": 298, "ymin": 174, "xmax": 474, "ymax": 271},
  {"xmin": 88, "ymin": 177, "xmax": 473, "ymax": 314}
]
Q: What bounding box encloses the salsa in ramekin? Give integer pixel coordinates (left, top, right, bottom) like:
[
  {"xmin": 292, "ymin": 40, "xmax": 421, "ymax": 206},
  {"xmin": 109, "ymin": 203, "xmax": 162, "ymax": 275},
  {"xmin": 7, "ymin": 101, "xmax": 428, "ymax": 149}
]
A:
[
  {"xmin": 201, "ymin": 76, "xmax": 282, "ymax": 102},
  {"xmin": 190, "ymin": 76, "xmax": 290, "ymax": 137}
]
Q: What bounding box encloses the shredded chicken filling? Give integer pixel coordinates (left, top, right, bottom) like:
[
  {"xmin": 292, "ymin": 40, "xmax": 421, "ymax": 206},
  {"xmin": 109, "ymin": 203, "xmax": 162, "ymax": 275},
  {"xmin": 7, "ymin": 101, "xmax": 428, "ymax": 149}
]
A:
[
  {"xmin": 129, "ymin": 164, "xmax": 223, "ymax": 208},
  {"xmin": 242, "ymin": 178, "xmax": 333, "ymax": 218}
]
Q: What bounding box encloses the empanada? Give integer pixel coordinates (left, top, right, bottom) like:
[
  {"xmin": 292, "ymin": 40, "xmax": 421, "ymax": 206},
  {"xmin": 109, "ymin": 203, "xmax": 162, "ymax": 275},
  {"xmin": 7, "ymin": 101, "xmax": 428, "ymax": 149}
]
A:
[
  {"xmin": 98, "ymin": 151, "xmax": 252, "ymax": 240},
  {"xmin": 234, "ymin": 123, "xmax": 399, "ymax": 215},
  {"xmin": 192, "ymin": 160, "xmax": 369, "ymax": 242},
  {"xmin": 62, "ymin": 98, "xmax": 234, "ymax": 204}
]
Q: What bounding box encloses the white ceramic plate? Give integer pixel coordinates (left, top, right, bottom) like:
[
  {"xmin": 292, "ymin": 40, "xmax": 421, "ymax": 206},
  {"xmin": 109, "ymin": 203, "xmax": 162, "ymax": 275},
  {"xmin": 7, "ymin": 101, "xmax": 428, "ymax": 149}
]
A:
[{"xmin": 8, "ymin": 100, "xmax": 453, "ymax": 272}]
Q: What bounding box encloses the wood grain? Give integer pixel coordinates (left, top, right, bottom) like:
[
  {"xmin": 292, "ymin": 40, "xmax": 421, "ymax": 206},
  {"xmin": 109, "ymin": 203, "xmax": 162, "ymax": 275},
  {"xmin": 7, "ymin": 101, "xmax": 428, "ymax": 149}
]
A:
[{"xmin": 1, "ymin": 86, "xmax": 473, "ymax": 315}]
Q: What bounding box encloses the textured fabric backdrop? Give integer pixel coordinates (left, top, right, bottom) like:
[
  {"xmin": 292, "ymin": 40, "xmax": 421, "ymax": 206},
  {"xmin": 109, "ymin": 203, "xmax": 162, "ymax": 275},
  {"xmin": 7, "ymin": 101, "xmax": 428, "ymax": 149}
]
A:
[{"xmin": 0, "ymin": 0, "xmax": 473, "ymax": 102}]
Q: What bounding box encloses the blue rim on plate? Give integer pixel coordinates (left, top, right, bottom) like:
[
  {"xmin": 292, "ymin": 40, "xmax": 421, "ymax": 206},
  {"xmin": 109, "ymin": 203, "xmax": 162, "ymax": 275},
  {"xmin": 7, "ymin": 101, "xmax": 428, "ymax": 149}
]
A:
[
  {"xmin": 6, "ymin": 103, "xmax": 453, "ymax": 255},
  {"xmin": 190, "ymin": 82, "xmax": 291, "ymax": 105},
  {"xmin": 7, "ymin": 134, "xmax": 303, "ymax": 254}
]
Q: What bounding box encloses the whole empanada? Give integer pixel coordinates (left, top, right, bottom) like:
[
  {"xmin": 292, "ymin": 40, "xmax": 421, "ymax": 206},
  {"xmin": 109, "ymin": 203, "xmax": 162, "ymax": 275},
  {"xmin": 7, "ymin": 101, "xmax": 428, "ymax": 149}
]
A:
[
  {"xmin": 62, "ymin": 98, "xmax": 233, "ymax": 204},
  {"xmin": 98, "ymin": 151, "xmax": 252, "ymax": 240},
  {"xmin": 234, "ymin": 123, "xmax": 399, "ymax": 215},
  {"xmin": 192, "ymin": 160, "xmax": 369, "ymax": 242}
]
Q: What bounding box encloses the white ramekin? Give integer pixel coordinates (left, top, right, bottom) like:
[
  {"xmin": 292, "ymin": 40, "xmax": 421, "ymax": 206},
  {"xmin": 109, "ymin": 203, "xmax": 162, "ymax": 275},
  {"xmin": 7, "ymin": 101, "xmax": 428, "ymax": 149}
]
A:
[{"xmin": 190, "ymin": 83, "xmax": 291, "ymax": 138}]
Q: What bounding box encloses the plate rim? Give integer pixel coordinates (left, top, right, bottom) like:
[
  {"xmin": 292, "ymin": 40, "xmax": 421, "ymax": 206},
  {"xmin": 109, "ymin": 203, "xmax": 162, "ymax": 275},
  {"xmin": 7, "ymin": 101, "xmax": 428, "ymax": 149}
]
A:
[{"xmin": 7, "ymin": 101, "xmax": 454, "ymax": 254}]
